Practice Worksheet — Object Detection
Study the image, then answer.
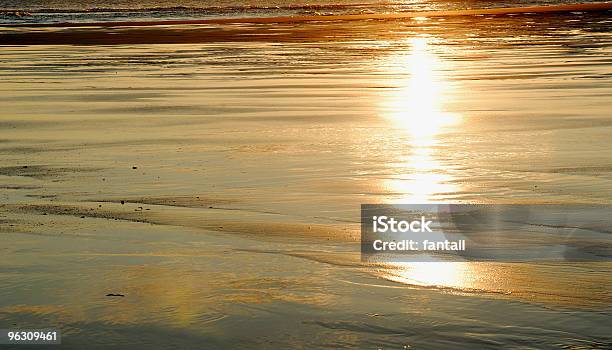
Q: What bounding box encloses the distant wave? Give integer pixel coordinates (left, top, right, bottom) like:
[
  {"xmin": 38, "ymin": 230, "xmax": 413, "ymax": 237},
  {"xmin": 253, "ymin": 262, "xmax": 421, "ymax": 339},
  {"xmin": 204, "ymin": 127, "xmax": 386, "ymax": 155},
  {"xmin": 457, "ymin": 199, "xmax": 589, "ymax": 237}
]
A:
[
  {"xmin": 0, "ymin": 3, "xmax": 385, "ymax": 14},
  {"xmin": 4, "ymin": 2, "xmax": 611, "ymax": 28},
  {"xmin": 2, "ymin": 1, "xmax": 609, "ymax": 20}
]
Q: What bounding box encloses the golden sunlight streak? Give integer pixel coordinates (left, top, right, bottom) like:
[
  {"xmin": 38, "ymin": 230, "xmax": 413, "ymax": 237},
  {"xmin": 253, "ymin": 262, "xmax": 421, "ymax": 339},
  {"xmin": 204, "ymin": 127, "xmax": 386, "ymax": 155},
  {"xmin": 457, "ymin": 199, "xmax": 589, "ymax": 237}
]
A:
[
  {"xmin": 382, "ymin": 36, "xmax": 461, "ymax": 203},
  {"xmin": 373, "ymin": 38, "xmax": 470, "ymax": 290},
  {"xmin": 382, "ymin": 261, "xmax": 469, "ymax": 289}
]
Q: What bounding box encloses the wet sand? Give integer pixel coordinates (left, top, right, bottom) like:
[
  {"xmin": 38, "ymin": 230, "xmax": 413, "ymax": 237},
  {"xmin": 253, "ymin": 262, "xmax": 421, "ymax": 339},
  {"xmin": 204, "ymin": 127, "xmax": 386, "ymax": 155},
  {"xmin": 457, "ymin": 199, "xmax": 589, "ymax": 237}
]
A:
[{"xmin": 1, "ymin": 7, "xmax": 611, "ymax": 349}]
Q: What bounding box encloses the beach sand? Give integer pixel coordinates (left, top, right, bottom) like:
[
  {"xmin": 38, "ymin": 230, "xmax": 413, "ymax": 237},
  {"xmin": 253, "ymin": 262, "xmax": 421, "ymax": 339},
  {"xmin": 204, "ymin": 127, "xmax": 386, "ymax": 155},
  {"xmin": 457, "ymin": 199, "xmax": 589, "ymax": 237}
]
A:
[{"xmin": 1, "ymin": 6, "xmax": 611, "ymax": 349}]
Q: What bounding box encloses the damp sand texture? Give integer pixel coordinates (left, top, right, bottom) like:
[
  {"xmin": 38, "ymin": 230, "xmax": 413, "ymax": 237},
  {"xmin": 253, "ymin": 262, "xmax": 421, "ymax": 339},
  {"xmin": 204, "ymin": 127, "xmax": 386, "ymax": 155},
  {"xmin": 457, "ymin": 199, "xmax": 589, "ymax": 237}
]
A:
[{"xmin": 1, "ymin": 4, "xmax": 612, "ymax": 349}]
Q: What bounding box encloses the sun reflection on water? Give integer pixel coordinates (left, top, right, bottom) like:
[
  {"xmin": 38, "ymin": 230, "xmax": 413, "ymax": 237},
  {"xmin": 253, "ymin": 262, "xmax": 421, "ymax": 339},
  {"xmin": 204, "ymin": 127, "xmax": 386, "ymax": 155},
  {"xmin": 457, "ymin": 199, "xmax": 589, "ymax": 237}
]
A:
[
  {"xmin": 383, "ymin": 261, "xmax": 469, "ymax": 289},
  {"xmin": 375, "ymin": 36, "xmax": 468, "ymax": 289},
  {"xmin": 383, "ymin": 36, "xmax": 460, "ymax": 203}
]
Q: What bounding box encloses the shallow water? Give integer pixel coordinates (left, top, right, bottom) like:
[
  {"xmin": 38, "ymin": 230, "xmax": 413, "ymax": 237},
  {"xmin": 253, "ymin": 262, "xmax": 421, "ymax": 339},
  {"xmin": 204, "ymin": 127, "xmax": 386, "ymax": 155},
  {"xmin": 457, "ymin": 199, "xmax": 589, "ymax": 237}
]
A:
[{"xmin": 0, "ymin": 8, "xmax": 611, "ymax": 349}]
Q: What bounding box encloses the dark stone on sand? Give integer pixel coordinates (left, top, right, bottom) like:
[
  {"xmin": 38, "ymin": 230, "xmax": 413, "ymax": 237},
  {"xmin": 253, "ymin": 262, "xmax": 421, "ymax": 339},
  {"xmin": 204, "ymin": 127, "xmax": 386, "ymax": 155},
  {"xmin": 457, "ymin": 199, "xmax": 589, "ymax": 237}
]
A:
[
  {"xmin": 121, "ymin": 200, "xmax": 125, "ymax": 204},
  {"xmin": 132, "ymin": 166, "xmax": 138, "ymax": 169}
]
